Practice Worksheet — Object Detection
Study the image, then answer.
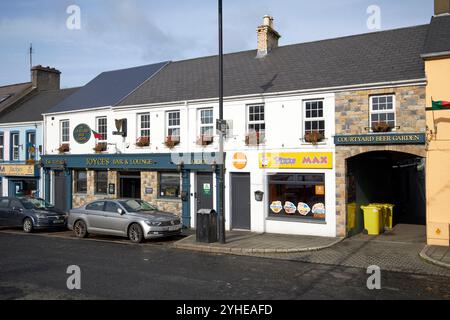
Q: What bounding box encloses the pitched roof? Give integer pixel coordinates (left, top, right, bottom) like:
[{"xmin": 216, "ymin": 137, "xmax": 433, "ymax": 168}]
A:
[
  {"xmin": 422, "ymin": 15, "xmax": 450, "ymax": 56},
  {"xmin": 119, "ymin": 25, "xmax": 429, "ymax": 106},
  {"xmin": 0, "ymin": 82, "xmax": 33, "ymax": 113},
  {"xmin": 0, "ymin": 88, "xmax": 80, "ymax": 124},
  {"xmin": 47, "ymin": 62, "xmax": 169, "ymax": 113}
]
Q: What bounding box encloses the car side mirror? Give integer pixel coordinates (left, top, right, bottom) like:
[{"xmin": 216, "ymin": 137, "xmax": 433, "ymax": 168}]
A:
[{"xmin": 117, "ymin": 208, "xmax": 125, "ymax": 215}]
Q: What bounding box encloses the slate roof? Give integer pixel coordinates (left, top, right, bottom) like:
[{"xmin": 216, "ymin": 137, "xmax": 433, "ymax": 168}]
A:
[
  {"xmin": 0, "ymin": 82, "xmax": 33, "ymax": 113},
  {"xmin": 119, "ymin": 24, "xmax": 429, "ymax": 106},
  {"xmin": 47, "ymin": 62, "xmax": 169, "ymax": 113},
  {"xmin": 0, "ymin": 87, "xmax": 79, "ymax": 124},
  {"xmin": 422, "ymin": 15, "xmax": 450, "ymax": 56}
]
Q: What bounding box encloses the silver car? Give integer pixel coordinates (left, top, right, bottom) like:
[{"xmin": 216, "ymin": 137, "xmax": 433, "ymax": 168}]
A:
[{"xmin": 67, "ymin": 199, "xmax": 182, "ymax": 243}]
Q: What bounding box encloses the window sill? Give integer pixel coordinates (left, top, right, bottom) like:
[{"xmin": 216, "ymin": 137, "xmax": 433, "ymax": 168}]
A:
[{"xmin": 266, "ymin": 216, "xmax": 327, "ymax": 225}]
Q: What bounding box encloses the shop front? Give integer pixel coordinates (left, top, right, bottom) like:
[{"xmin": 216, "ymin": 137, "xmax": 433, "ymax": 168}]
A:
[
  {"xmin": 41, "ymin": 153, "xmax": 217, "ymax": 227},
  {"xmin": 225, "ymin": 151, "xmax": 336, "ymax": 237},
  {"xmin": 0, "ymin": 164, "xmax": 41, "ymax": 198}
]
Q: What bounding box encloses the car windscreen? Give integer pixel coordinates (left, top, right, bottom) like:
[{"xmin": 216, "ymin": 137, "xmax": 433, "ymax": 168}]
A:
[
  {"xmin": 21, "ymin": 198, "xmax": 54, "ymax": 210},
  {"xmin": 119, "ymin": 200, "xmax": 157, "ymax": 213}
]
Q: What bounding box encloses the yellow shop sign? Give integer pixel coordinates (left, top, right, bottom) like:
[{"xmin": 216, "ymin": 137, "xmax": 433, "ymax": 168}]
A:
[
  {"xmin": 259, "ymin": 152, "xmax": 333, "ymax": 169},
  {"xmin": 0, "ymin": 164, "xmax": 35, "ymax": 176}
]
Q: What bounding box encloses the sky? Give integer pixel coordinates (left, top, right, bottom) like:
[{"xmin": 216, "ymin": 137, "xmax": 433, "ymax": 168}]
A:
[{"xmin": 0, "ymin": 0, "xmax": 433, "ymax": 88}]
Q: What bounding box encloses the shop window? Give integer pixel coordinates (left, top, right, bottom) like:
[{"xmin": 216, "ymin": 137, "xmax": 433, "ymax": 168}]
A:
[
  {"xmin": 370, "ymin": 95, "xmax": 395, "ymax": 131},
  {"xmin": 304, "ymin": 100, "xmax": 325, "ymax": 140},
  {"xmin": 158, "ymin": 172, "xmax": 181, "ymax": 199},
  {"xmin": 11, "ymin": 132, "xmax": 20, "ymax": 161},
  {"xmin": 75, "ymin": 170, "xmax": 87, "ymax": 193},
  {"xmin": 199, "ymin": 109, "xmax": 214, "ymax": 136},
  {"xmin": 0, "ymin": 133, "xmax": 4, "ymax": 161},
  {"xmin": 167, "ymin": 111, "xmax": 180, "ymax": 138},
  {"xmin": 60, "ymin": 120, "xmax": 70, "ymax": 143},
  {"xmin": 95, "ymin": 171, "xmax": 108, "ymax": 194},
  {"xmin": 137, "ymin": 113, "xmax": 151, "ymax": 138},
  {"xmin": 268, "ymin": 173, "xmax": 326, "ymax": 221},
  {"xmin": 96, "ymin": 116, "xmax": 108, "ymax": 141}
]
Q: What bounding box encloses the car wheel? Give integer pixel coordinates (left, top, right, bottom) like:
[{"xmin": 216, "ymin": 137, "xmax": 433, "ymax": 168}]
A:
[
  {"xmin": 23, "ymin": 218, "xmax": 34, "ymax": 233},
  {"xmin": 74, "ymin": 220, "xmax": 88, "ymax": 238},
  {"xmin": 128, "ymin": 223, "xmax": 144, "ymax": 243}
]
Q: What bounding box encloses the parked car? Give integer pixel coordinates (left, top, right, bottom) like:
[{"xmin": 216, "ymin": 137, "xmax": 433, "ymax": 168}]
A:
[
  {"xmin": 67, "ymin": 199, "xmax": 182, "ymax": 243},
  {"xmin": 0, "ymin": 197, "xmax": 67, "ymax": 233}
]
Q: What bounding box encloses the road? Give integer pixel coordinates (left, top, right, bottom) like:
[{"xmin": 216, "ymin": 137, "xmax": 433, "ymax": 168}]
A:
[{"xmin": 0, "ymin": 231, "xmax": 449, "ymax": 300}]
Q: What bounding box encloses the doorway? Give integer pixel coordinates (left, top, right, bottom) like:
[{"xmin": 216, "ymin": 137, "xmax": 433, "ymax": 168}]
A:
[
  {"xmin": 119, "ymin": 171, "xmax": 141, "ymax": 199},
  {"xmin": 196, "ymin": 172, "xmax": 214, "ymax": 210},
  {"xmin": 54, "ymin": 171, "xmax": 68, "ymax": 212},
  {"xmin": 346, "ymin": 151, "xmax": 426, "ymax": 238},
  {"xmin": 231, "ymin": 173, "xmax": 251, "ymax": 230}
]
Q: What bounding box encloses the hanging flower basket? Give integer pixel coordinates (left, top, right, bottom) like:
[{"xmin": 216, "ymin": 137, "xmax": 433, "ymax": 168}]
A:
[
  {"xmin": 196, "ymin": 135, "xmax": 214, "ymax": 146},
  {"xmin": 304, "ymin": 131, "xmax": 324, "ymax": 145},
  {"xmin": 164, "ymin": 136, "xmax": 180, "ymax": 149},
  {"xmin": 136, "ymin": 136, "xmax": 150, "ymax": 147},
  {"xmin": 245, "ymin": 131, "xmax": 265, "ymax": 146},
  {"xmin": 26, "ymin": 159, "xmax": 36, "ymax": 165},
  {"xmin": 58, "ymin": 144, "xmax": 70, "ymax": 154},
  {"xmin": 372, "ymin": 122, "xmax": 393, "ymax": 133},
  {"xmin": 93, "ymin": 142, "xmax": 107, "ymax": 153}
]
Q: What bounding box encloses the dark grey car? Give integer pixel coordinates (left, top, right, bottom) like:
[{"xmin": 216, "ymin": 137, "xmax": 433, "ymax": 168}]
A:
[{"xmin": 0, "ymin": 197, "xmax": 67, "ymax": 233}]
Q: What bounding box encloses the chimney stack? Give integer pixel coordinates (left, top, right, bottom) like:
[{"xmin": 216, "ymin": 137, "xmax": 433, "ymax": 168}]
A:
[
  {"xmin": 31, "ymin": 65, "xmax": 61, "ymax": 91},
  {"xmin": 256, "ymin": 15, "xmax": 281, "ymax": 58},
  {"xmin": 435, "ymin": 0, "xmax": 450, "ymax": 16}
]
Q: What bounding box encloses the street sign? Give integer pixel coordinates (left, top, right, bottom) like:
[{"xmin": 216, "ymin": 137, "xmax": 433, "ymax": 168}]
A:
[{"xmin": 216, "ymin": 119, "xmax": 227, "ymax": 135}]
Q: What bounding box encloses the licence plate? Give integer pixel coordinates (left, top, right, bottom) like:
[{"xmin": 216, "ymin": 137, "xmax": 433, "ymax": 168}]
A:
[
  {"xmin": 53, "ymin": 220, "xmax": 64, "ymax": 224},
  {"xmin": 168, "ymin": 225, "xmax": 180, "ymax": 231}
]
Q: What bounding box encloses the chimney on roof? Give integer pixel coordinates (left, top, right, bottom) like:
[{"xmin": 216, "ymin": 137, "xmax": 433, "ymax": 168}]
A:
[
  {"xmin": 435, "ymin": 0, "xmax": 450, "ymax": 15},
  {"xmin": 31, "ymin": 65, "xmax": 61, "ymax": 91},
  {"xmin": 256, "ymin": 15, "xmax": 281, "ymax": 58}
]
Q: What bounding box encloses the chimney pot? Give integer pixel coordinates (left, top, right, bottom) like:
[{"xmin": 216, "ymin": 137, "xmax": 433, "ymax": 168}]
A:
[
  {"xmin": 31, "ymin": 65, "xmax": 61, "ymax": 91},
  {"xmin": 435, "ymin": 0, "xmax": 450, "ymax": 15},
  {"xmin": 256, "ymin": 15, "xmax": 281, "ymax": 58}
]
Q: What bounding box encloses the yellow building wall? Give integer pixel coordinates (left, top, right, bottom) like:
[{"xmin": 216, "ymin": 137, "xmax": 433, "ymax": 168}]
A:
[{"xmin": 425, "ymin": 57, "xmax": 450, "ymax": 246}]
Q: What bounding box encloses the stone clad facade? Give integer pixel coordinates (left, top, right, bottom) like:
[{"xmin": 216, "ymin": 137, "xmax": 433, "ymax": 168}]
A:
[
  {"xmin": 334, "ymin": 85, "xmax": 427, "ymax": 237},
  {"xmin": 141, "ymin": 171, "xmax": 182, "ymax": 216},
  {"xmin": 72, "ymin": 170, "xmax": 119, "ymax": 208}
]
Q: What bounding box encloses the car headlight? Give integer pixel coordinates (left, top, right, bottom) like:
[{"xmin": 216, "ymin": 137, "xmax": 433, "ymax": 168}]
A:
[
  {"xmin": 145, "ymin": 221, "xmax": 162, "ymax": 227},
  {"xmin": 36, "ymin": 213, "xmax": 47, "ymax": 219}
]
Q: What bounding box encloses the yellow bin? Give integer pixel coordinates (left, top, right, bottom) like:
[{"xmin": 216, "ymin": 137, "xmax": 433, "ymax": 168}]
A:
[
  {"xmin": 347, "ymin": 203, "xmax": 357, "ymax": 230},
  {"xmin": 361, "ymin": 205, "xmax": 383, "ymax": 235},
  {"xmin": 370, "ymin": 203, "xmax": 394, "ymax": 231}
]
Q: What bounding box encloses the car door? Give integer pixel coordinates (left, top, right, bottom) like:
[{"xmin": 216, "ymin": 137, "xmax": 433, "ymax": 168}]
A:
[
  {"xmin": 8, "ymin": 199, "xmax": 25, "ymax": 226},
  {"xmin": 0, "ymin": 198, "xmax": 10, "ymax": 225},
  {"xmin": 102, "ymin": 201, "xmax": 129, "ymax": 236},
  {"xmin": 84, "ymin": 201, "xmax": 106, "ymax": 232}
]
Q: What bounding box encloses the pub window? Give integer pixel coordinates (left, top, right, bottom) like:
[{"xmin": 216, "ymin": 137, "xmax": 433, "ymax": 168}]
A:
[
  {"xmin": 268, "ymin": 173, "xmax": 326, "ymax": 221},
  {"xmin": 96, "ymin": 116, "xmax": 108, "ymax": 141},
  {"xmin": 370, "ymin": 95, "xmax": 395, "ymax": 131},
  {"xmin": 304, "ymin": 100, "xmax": 325, "ymax": 139},
  {"xmin": 167, "ymin": 111, "xmax": 180, "ymax": 138},
  {"xmin": 247, "ymin": 104, "xmax": 265, "ymax": 134},
  {"xmin": 75, "ymin": 170, "xmax": 87, "ymax": 193},
  {"xmin": 60, "ymin": 120, "xmax": 70, "ymax": 143},
  {"xmin": 199, "ymin": 108, "xmax": 214, "ymax": 136},
  {"xmin": 95, "ymin": 171, "xmax": 108, "ymax": 194},
  {"xmin": 0, "ymin": 133, "xmax": 4, "ymax": 161},
  {"xmin": 11, "ymin": 132, "xmax": 20, "ymax": 161},
  {"xmin": 137, "ymin": 113, "xmax": 151, "ymax": 138},
  {"xmin": 158, "ymin": 172, "xmax": 181, "ymax": 199}
]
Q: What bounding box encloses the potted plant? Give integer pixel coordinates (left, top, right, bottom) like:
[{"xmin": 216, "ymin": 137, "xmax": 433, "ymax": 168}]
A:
[
  {"xmin": 372, "ymin": 122, "xmax": 393, "ymax": 133},
  {"xmin": 196, "ymin": 135, "xmax": 214, "ymax": 146},
  {"xmin": 58, "ymin": 144, "xmax": 70, "ymax": 154},
  {"xmin": 164, "ymin": 136, "xmax": 180, "ymax": 149},
  {"xmin": 304, "ymin": 131, "xmax": 324, "ymax": 145},
  {"xmin": 245, "ymin": 131, "xmax": 265, "ymax": 146},
  {"xmin": 93, "ymin": 142, "xmax": 107, "ymax": 153},
  {"xmin": 136, "ymin": 136, "xmax": 150, "ymax": 147}
]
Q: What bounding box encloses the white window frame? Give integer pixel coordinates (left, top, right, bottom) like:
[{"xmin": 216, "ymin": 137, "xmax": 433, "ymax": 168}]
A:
[
  {"xmin": 198, "ymin": 108, "xmax": 214, "ymax": 137},
  {"xmin": 303, "ymin": 99, "xmax": 326, "ymax": 138},
  {"xmin": 369, "ymin": 94, "xmax": 396, "ymax": 132},
  {"xmin": 247, "ymin": 104, "xmax": 265, "ymax": 134},
  {"xmin": 0, "ymin": 133, "xmax": 4, "ymax": 161},
  {"xmin": 12, "ymin": 133, "xmax": 20, "ymax": 161},
  {"xmin": 166, "ymin": 110, "xmax": 180, "ymax": 138},
  {"xmin": 96, "ymin": 116, "xmax": 108, "ymax": 142},
  {"xmin": 137, "ymin": 113, "xmax": 151, "ymax": 138},
  {"xmin": 60, "ymin": 120, "xmax": 70, "ymax": 144}
]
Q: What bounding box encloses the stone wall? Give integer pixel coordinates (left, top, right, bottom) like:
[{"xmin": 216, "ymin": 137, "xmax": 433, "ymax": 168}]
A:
[
  {"xmin": 334, "ymin": 85, "xmax": 427, "ymax": 237},
  {"xmin": 72, "ymin": 170, "xmax": 118, "ymax": 208},
  {"xmin": 141, "ymin": 171, "xmax": 182, "ymax": 216}
]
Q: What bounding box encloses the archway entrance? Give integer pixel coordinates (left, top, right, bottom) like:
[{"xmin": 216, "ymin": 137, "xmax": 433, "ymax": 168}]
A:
[{"xmin": 346, "ymin": 151, "xmax": 426, "ymax": 238}]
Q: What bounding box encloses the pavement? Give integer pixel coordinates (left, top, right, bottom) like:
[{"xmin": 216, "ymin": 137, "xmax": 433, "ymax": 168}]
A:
[
  {"xmin": 420, "ymin": 245, "xmax": 450, "ymax": 270},
  {"xmin": 2, "ymin": 232, "xmax": 450, "ymax": 300}
]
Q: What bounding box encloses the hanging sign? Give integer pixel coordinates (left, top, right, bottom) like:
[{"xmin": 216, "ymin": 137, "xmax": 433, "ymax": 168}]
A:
[
  {"xmin": 73, "ymin": 124, "xmax": 92, "ymax": 144},
  {"xmin": 259, "ymin": 152, "xmax": 333, "ymax": 169}
]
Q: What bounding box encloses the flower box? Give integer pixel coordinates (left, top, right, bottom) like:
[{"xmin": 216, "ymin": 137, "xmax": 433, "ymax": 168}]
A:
[
  {"xmin": 304, "ymin": 131, "xmax": 324, "ymax": 145},
  {"xmin": 136, "ymin": 136, "xmax": 150, "ymax": 147},
  {"xmin": 372, "ymin": 122, "xmax": 393, "ymax": 133},
  {"xmin": 196, "ymin": 135, "xmax": 214, "ymax": 146},
  {"xmin": 245, "ymin": 131, "xmax": 265, "ymax": 146},
  {"xmin": 165, "ymin": 136, "xmax": 180, "ymax": 149},
  {"xmin": 58, "ymin": 144, "xmax": 70, "ymax": 154},
  {"xmin": 93, "ymin": 142, "xmax": 107, "ymax": 153}
]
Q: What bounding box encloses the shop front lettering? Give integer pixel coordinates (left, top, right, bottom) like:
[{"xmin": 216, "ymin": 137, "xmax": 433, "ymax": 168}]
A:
[
  {"xmin": 85, "ymin": 158, "xmax": 156, "ymax": 167},
  {"xmin": 302, "ymin": 156, "xmax": 329, "ymax": 165},
  {"xmin": 86, "ymin": 158, "xmax": 111, "ymax": 166},
  {"xmin": 45, "ymin": 160, "xmax": 66, "ymax": 165},
  {"xmin": 273, "ymin": 157, "xmax": 296, "ymax": 165},
  {"xmin": 335, "ymin": 134, "xmax": 425, "ymax": 145}
]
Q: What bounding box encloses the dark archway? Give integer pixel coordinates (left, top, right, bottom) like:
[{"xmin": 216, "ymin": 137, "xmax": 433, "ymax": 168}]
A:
[{"xmin": 346, "ymin": 151, "xmax": 426, "ymax": 237}]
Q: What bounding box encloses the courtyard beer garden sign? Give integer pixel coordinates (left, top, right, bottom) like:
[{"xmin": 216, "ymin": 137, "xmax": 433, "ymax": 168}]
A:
[
  {"xmin": 73, "ymin": 124, "xmax": 92, "ymax": 144},
  {"xmin": 334, "ymin": 133, "xmax": 426, "ymax": 146}
]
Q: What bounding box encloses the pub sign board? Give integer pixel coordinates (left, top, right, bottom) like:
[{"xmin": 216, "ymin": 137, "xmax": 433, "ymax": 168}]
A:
[
  {"xmin": 334, "ymin": 133, "xmax": 426, "ymax": 146},
  {"xmin": 73, "ymin": 124, "xmax": 92, "ymax": 144}
]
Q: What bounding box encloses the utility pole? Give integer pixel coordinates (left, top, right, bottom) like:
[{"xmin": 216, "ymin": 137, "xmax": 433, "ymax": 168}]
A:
[
  {"xmin": 217, "ymin": 0, "xmax": 226, "ymax": 244},
  {"xmin": 29, "ymin": 43, "xmax": 33, "ymax": 74}
]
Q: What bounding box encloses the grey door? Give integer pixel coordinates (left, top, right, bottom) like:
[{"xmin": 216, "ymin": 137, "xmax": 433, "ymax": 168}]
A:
[
  {"xmin": 231, "ymin": 173, "xmax": 251, "ymax": 230},
  {"xmin": 196, "ymin": 173, "xmax": 214, "ymax": 210},
  {"xmin": 54, "ymin": 171, "xmax": 68, "ymax": 212}
]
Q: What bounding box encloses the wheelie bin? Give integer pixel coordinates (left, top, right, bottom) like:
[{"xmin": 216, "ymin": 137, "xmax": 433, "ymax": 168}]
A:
[{"xmin": 360, "ymin": 204, "xmax": 383, "ymax": 235}]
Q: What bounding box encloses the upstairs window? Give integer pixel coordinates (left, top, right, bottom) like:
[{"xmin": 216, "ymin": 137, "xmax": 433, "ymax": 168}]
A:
[
  {"xmin": 247, "ymin": 105, "xmax": 265, "ymax": 134},
  {"xmin": 26, "ymin": 131, "xmax": 36, "ymax": 161},
  {"xmin": 96, "ymin": 117, "xmax": 108, "ymax": 141},
  {"xmin": 199, "ymin": 109, "xmax": 214, "ymax": 136},
  {"xmin": 370, "ymin": 95, "xmax": 395, "ymax": 131},
  {"xmin": 11, "ymin": 133, "xmax": 19, "ymax": 161},
  {"xmin": 0, "ymin": 133, "xmax": 4, "ymax": 161},
  {"xmin": 304, "ymin": 100, "xmax": 325, "ymax": 141},
  {"xmin": 137, "ymin": 113, "xmax": 151, "ymax": 138},
  {"xmin": 60, "ymin": 120, "xmax": 70, "ymax": 144},
  {"xmin": 167, "ymin": 111, "xmax": 180, "ymax": 138}
]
